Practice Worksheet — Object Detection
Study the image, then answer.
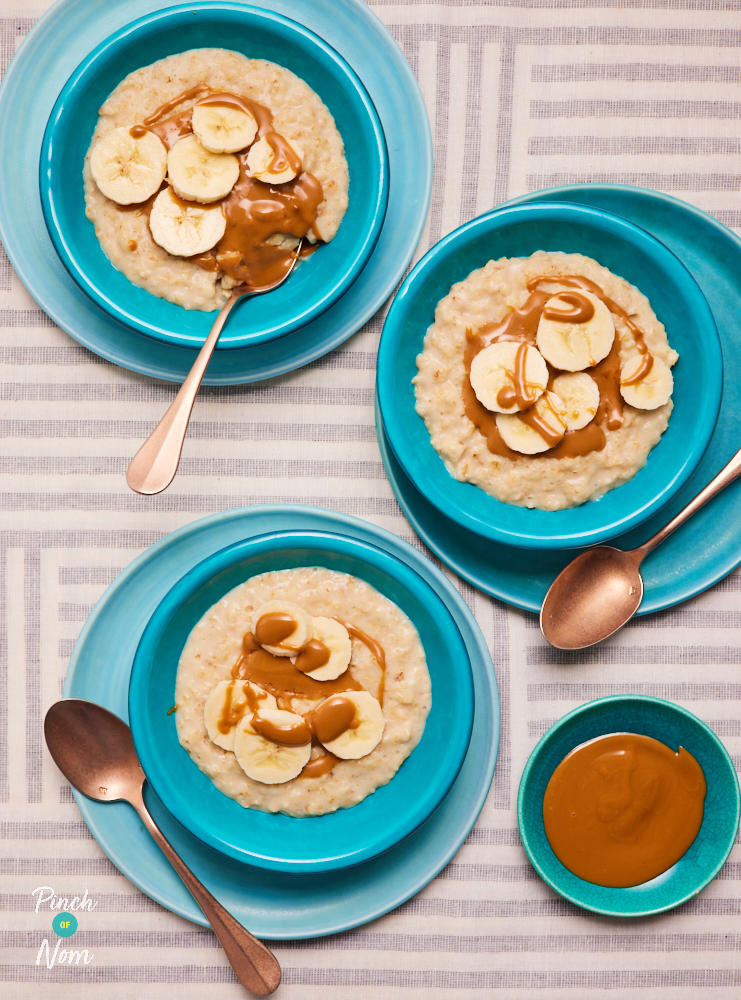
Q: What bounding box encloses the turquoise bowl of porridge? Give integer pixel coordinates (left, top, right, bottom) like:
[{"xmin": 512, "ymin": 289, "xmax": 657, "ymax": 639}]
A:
[
  {"xmin": 40, "ymin": 3, "xmax": 388, "ymax": 350},
  {"xmin": 128, "ymin": 529, "xmax": 474, "ymax": 873},
  {"xmin": 377, "ymin": 202, "xmax": 722, "ymax": 550}
]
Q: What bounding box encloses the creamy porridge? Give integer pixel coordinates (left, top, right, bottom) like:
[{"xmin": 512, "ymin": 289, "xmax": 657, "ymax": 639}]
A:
[
  {"xmin": 84, "ymin": 48, "xmax": 349, "ymax": 311},
  {"xmin": 174, "ymin": 567, "xmax": 431, "ymax": 817},
  {"xmin": 414, "ymin": 251, "xmax": 679, "ymax": 511}
]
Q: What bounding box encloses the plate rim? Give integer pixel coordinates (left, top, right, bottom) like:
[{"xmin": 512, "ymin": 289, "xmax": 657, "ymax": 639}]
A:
[
  {"xmin": 128, "ymin": 526, "xmax": 475, "ymax": 872},
  {"xmin": 516, "ymin": 693, "xmax": 741, "ymax": 917},
  {"xmin": 39, "ymin": 0, "xmax": 390, "ymax": 349},
  {"xmin": 376, "ymin": 199, "xmax": 721, "ymax": 550},
  {"xmin": 0, "ymin": 0, "xmax": 432, "ymax": 384},
  {"xmin": 62, "ymin": 504, "xmax": 500, "ymax": 937}
]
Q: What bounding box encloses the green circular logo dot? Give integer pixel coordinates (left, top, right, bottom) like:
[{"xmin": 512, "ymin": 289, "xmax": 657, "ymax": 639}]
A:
[{"xmin": 52, "ymin": 912, "xmax": 78, "ymax": 937}]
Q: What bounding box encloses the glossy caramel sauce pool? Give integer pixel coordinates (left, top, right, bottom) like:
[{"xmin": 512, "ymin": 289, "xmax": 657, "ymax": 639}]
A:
[{"xmin": 542, "ymin": 733, "xmax": 706, "ymax": 888}]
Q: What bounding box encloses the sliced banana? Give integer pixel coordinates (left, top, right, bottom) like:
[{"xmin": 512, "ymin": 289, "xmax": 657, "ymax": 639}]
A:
[
  {"xmin": 251, "ymin": 600, "xmax": 313, "ymax": 657},
  {"xmin": 234, "ymin": 709, "xmax": 311, "ymax": 784},
  {"xmin": 246, "ymin": 134, "xmax": 304, "ymax": 184},
  {"xmin": 192, "ymin": 102, "xmax": 257, "ymax": 154},
  {"xmin": 620, "ymin": 355, "xmax": 673, "ymax": 409},
  {"xmin": 551, "ymin": 372, "xmax": 600, "ymax": 430},
  {"xmin": 496, "ymin": 390, "xmax": 568, "ymax": 455},
  {"xmin": 149, "ymin": 187, "xmax": 226, "ymax": 257},
  {"xmin": 319, "ymin": 690, "xmax": 384, "ymax": 760},
  {"xmin": 204, "ymin": 680, "xmax": 276, "ymax": 751},
  {"xmin": 167, "ymin": 134, "xmax": 239, "ymax": 203},
  {"xmin": 295, "ymin": 617, "xmax": 351, "ymax": 681},
  {"xmin": 536, "ymin": 291, "xmax": 615, "ymax": 372},
  {"xmin": 90, "ymin": 126, "xmax": 167, "ymax": 205},
  {"xmin": 469, "ymin": 342, "xmax": 549, "ymax": 414}
]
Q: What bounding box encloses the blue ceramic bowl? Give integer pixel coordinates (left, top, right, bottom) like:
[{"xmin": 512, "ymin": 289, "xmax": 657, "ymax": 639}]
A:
[
  {"xmin": 377, "ymin": 202, "xmax": 722, "ymax": 550},
  {"xmin": 518, "ymin": 696, "xmax": 740, "ymax": 917},
  {"xmin": 40, "ymin": 3, "xmax": 388, "ymax": 350},
  {"xmin": 129, "ymin": 529, "xmax": 474, "ymax": 872}
]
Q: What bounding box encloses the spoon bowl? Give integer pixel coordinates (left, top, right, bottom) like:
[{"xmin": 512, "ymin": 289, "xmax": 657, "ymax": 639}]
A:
[
  {"xmin": 541, "ymin": 442, "xmax": 741, "ymax": 649},
  {"xmin": 540, "ymin": 547, "xmax": 643, "ymax": 650},
  {"xmin": 45, "ymin": 698, "xmax": 144, "ymax": 803}
]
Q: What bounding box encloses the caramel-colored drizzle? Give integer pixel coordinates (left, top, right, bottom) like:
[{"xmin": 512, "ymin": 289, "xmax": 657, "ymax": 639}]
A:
[
  {"xmin": 312, "ymin": 695, "xmax": 359, "ymax": 744},
  {"xmin": 333, "ymin": 619, "xmax": 387, "ymax": 706},
  {"xmin": 622, "ymin": 352, "xmax": 654, "ymax": 386},
  {"xmin": 142, "ymin": 83, "xmax": 210, "ymax": 126},
  {"xmin": 293, "ymin": 639, "xmax": 331, "ymax": 674},
  {"xmin": 225, "ymin": 618, "xmax": 385, "ymax": 779},
  {"xmin": 254, "ymin": 612, "xmax": 298, "ymax": 647},
  {"xmin": 517, "ymin": 395, "xmax": 564, "ymax": 447},
  {"xmin": 125, "ymin": 87, "xmax": 324, "ymax": 288},
  {"xmin": 496, "ymin": 342, "xmax": 539, "ymax": 410},
  {"xmin": 251, "ymin": 712, "xmax": 312, "ymax": 746},
  {"xmin": 264, "ymin": 131, "xmax": 303, "ymax": 174},
  {"xmin": 463, "ymin": 274, "xmax": 656, "ymax": 460},
  {"xmin": 299, "ymin": 751, "xmax": 341, "ymax": 778}
]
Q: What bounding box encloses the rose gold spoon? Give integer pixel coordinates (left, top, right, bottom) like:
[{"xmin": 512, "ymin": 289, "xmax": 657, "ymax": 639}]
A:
[
  {"xmin": 540, "ymin": 444, "xmax": 741, "ymax": 650},
  {"xmin": 126, "ymin": 247, "xmax": 302, "ymax": 496},
  {"xmin": 44, "ymin": 699, "xmax": 281, "ymax": 996}
]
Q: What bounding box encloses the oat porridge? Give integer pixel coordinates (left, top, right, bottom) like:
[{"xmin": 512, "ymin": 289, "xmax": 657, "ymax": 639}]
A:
[
  {"xmin": 413, "ymin": 251, "xmax": 679, "ymax": 511},
  {"xmin": 84, "ymin": 48, "xmax": 349, "ymax": 311},
  {"xmin": 173, "ymin": 567, "xmax": 431, "ymax": 817}
]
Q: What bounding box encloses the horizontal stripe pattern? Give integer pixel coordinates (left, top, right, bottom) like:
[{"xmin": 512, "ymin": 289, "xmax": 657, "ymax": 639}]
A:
[{"xmin": 4, "ymin": 6, "xmax": 741, "ymax": 998}]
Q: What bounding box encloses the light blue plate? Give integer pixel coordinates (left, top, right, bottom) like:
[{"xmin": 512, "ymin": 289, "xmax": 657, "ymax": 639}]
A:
[
  {"xmin": 63, "ymin": 506, "xmax": 499, "ymax": 937},
  {"xmin": 377, "ymin": 186, "xmax": 741, "ymax": 613},
  {"xmin": 377, "ymin": 201, "xmax": 721, "ymax": 550},
  {"xmin": 129, "ymin": 529, "xmax": 474, "ymax": 872},
  {"xmin": 0, "ymin": 0, "xmax": 430, "ymax": 383},
  {"xmin": 518, "ymin": 696, "xmax": 740, "ymax": 916},
  {"xmin": 40, "ymin": 4, "xmax": 388, "ymax": 350}
]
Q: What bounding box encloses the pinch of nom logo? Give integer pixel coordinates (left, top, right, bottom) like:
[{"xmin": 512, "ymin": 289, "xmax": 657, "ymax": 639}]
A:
[{"xmin": 32, "ymin": 885, "xmax": 96, "ymax": 969}]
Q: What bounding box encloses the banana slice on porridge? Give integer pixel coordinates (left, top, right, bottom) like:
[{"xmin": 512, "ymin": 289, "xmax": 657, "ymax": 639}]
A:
[
  {"xmin": 536, "ymin": 290, "xmax": 614, "ymax": 371},
  {"xmin": 235, "ymin": 709, "xmax": 312, "ymax": 784},
  {"xmin": 470, "ymin": 342, "xmax": 549, "ymax": 413},
  {"xmin": 292, "ymin": 617, "xmax": 351, "ymax": 681},
  {"xmin": 551, "ymin": 372, "xmax": 601, "ymax": 430},
  {"xmin": 496, "ymin": 390, "xmax": 568, "ymax": 455},
  {"xmin": 621, "ymin": 354, "xmax": 673, "ymax": 409},
  {"xmin": 167, "ymin": 134, "xmax": 239, "ymax": 203},
  {"xmin": 90, "ymin": 126, "xmax": 167, "ymax": 205},
  {"xmin": 247, "ymin": 134, "xmax": 304, "ymax": 184},
  {"xmin": 204, "ymin": 680, "xmax": 276, "ymax": 751},
  {"xmin": 192, "ymin": 102, "xmax": 257, "ymax": 153},
  {"xmin": 252, "ymin": 600, "xmax": 313, "ymax": 656},
  {"xmin": 314, "ymin": 691, "xmax": 385, "ymax": 760}
]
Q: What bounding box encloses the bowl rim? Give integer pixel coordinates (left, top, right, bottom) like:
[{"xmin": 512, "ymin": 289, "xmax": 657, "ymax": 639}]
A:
[
  {"xmin": 128, "ymin": 527, "xmax": 475, "ymax": 872},
  {"xmin": 517, "ymin": 694, "xmax": 741, "ymax": 917},
  {"xmin": 39, "ymin": 0, "xmax": 389, "ymax": 350},
  {"xmin": 377, "ymin": 200, "xmax": 723, "ymax": 550}
]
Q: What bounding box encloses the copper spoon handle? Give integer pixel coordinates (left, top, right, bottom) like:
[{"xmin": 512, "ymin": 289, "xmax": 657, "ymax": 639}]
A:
[
  {"xmin": 131, "ymin": 787, "xmax": 281, "ymax": 996},
  {"xmin": 634, "ymin": 443, "xmax": 741, "ymax": 562},
  {"xmin": 126, "ymin": 289, "xmax": 244, "ymax": 496}
]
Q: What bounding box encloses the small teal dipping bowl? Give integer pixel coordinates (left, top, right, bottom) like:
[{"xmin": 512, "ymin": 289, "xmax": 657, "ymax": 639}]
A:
[
  {"xmin": 40, "ymin": 2, "xmax": 388, "ymax": 350},
  {"xmin": 377, "ymin": 203, "xmax": 722, "ymax": 550},
  {"xmin": 129, "ymin": 529, "xmax": 474, "ymax": 872},
  {"xmin": 518, "ymin": 695, "xmax": 740, "ymax": 917}
]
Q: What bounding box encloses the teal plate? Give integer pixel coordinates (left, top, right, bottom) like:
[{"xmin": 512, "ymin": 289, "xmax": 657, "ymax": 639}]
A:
[
  {"xmin": 63, "ymin": 506, "xmax": 499, "ymax": 937},
  {"xmin": 129, "ymin": 529, "xmax": 474, "ymax": 872},
  {"xmin": 518, "ymin": 696, "xmax": 740, "ymax": 916},
  {"xmin": 0, "ymin": 0, "xmax": 430, "ymax": 383},
  {"xmin": 377, "ymin": 185, "xmax": 741, "ymax": 614}
]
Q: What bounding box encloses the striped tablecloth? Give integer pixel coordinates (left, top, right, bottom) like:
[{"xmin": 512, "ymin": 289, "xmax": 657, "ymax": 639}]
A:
[{"xmin": 2, "ymin": 1, "xmax": 740, "ymax": 996}]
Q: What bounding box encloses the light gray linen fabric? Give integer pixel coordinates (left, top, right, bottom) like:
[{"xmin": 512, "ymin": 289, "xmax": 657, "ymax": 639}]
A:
[{"xmin": 1, "ymin": 1, "xmax": 740, "ymax": 996}]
